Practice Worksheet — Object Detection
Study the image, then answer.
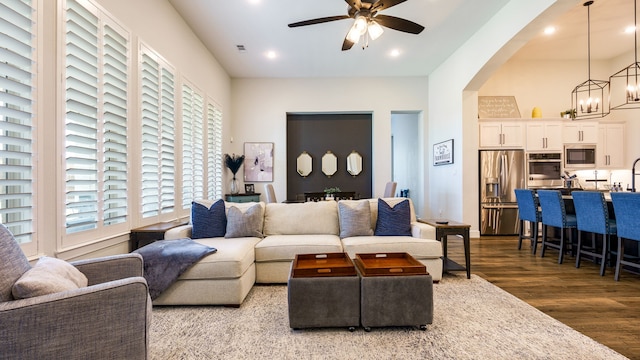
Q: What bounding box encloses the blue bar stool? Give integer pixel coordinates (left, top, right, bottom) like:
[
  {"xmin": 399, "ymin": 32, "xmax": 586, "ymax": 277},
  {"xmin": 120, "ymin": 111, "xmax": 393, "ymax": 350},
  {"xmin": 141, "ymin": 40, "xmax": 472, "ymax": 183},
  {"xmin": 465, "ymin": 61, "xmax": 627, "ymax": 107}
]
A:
[
  {"xmin": 572, "ymin": 191, "xmax": 616, "ymax": 276},
  {"xmin": 537, "ymin": 189, "xmax": 577, "ymax": 264},
  {"xmin": 514, "ymin": 189, "xmax": 541, "ymax": 254},
  {"xmin": 610, "ymin": 192, "xmax": 640, "ymax": 281}
]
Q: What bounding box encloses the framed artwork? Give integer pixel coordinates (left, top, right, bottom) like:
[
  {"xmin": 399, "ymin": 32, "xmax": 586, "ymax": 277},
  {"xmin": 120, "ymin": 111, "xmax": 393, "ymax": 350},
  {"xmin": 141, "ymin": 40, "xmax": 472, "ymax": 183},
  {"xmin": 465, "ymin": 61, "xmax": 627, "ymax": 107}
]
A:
[
  {"xmin": 244, "ymin": 142, "xmax": 274, "ymax": 182},
  {"xmin": 433, "ymin": 139, "xmax": 454, "ymax": 166},
  {"xmin": 244, "ymin": 183, "xmax": 255, "ymax": 194}
]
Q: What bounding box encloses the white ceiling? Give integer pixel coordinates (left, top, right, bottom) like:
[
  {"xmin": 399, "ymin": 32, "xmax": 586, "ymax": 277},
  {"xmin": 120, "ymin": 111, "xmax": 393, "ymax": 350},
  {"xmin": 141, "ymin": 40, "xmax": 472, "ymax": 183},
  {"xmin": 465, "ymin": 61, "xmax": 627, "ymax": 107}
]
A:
[{"xmin": 168, "ymin": 0, "xmax": 638, "ymax": 79}]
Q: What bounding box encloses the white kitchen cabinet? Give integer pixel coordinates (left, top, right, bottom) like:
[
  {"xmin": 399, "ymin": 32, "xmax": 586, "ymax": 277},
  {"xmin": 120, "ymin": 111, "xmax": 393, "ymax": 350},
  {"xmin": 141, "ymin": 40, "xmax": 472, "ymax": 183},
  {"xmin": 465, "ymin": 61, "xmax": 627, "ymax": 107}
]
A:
[
  {"xmin": 526, "ymin": 121, "xmax": 563, "ymax": 151},
  {"xmin": 597, "ymin": 123, "xmax": 625, "ymax": 168},
  {"xmin": 479, "ymin": 120, "xmax": 524, "ymax": 148},
  {"xmin": 563, "ymin": 121, "xmax": 598, "ymax": 144}
]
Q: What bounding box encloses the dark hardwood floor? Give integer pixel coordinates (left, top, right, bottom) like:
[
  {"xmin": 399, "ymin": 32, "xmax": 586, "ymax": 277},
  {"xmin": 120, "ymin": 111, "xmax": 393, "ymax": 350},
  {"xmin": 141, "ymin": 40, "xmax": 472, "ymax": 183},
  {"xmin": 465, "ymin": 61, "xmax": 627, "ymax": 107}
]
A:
[{"xmin": 446, "ymin": 235, "xmax": 640, "ymax": 360}]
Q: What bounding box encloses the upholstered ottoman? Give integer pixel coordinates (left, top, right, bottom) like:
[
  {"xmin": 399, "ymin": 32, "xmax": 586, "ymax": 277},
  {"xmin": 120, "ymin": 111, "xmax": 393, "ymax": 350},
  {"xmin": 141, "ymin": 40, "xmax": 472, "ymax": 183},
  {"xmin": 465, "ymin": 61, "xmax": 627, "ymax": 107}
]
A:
[
  {"xmin": 356, "ymin": 253, "xmax": 433, "ymax": 331},
  {"xmin": 287, "ymin": 254, "xmax": 360, "ymax": 330}
]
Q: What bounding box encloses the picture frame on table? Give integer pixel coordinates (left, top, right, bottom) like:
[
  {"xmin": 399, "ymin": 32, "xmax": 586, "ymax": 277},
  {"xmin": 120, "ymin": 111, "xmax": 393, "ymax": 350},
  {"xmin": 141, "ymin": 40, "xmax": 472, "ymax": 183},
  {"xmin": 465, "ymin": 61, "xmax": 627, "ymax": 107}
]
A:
[
  {"xmin": 433, "ymin": 139, "xmax": 454, "ymax": 166},
  {"xmin": 244, "ymin": 142, "xmax": 274, "ymax": 182},
  {"xmin": 244, "ymin": 184, "xmax": 255, "ymax": 194}
]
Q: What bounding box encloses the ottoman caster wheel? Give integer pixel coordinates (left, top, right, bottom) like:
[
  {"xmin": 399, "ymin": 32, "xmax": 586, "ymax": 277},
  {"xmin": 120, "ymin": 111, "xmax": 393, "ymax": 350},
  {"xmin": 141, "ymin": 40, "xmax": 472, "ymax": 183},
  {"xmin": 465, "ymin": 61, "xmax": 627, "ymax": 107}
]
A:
[
  {"xmin": 419, "ymin": 325, "xmax": 427, "ymax": 331},
  {"xmin": 348, "ymin": 326, "xmax": 356, "ymax": 332},
  {"xmin": 364, "ymin": 327, "xmax": 372, "ymax": 332}
]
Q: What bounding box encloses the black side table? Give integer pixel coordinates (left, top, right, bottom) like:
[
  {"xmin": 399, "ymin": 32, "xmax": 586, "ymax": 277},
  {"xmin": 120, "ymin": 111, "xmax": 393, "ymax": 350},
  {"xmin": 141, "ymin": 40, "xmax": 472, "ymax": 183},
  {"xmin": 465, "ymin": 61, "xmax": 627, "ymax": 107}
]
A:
[
  {"xmin": 130, "ymin": 220, "xmax": 188, "ymax": 251},
  {"xmin": 419, "ymin": 219, "xmax": 471, "ymax": 279}
]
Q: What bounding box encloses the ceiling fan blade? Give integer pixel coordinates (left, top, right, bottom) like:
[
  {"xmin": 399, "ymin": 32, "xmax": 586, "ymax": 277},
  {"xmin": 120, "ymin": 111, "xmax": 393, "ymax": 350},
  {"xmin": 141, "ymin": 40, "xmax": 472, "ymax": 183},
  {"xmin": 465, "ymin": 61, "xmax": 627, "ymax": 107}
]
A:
[
  {"xmin": 344, "ymin": 0, "xmax": 362, "ymax": 10},
  {"xmin": 371, "ymin": 0, "xmax": 407, "ymax": 12},
  {"xmin": 374, "ymin": 14, "xmax": 424, "ymax": 34},
  {"xmin": 288, "ymin": 15, "xmax": 351, "ymax": 28},
  {"xmin": 342, "ymin": 36, "xmax": 355, "ymax": 51}
]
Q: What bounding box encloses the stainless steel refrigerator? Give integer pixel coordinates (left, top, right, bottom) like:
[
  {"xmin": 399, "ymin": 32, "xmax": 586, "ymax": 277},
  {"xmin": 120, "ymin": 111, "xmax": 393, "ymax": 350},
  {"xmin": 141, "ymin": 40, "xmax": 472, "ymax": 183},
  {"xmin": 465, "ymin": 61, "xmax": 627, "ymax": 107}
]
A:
[{"xmin": 479, "ymin": 150, "xmax": 525, "ymax": 235}]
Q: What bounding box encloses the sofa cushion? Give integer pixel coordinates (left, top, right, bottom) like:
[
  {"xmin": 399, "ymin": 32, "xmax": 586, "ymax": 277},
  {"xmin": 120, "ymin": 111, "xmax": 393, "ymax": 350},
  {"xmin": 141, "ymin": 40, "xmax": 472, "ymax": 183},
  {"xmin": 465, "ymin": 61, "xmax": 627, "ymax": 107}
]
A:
[
  {"xmin": 178, "ymin": 237, "xmax": 260, "ymax": 280},
  {"xmin": 374, "ymin": 199, "xmax": 412, "ymax": 236},
  {"xmin": 263, "ymin": 201, "xmax": 339, "ymax": 236},
  {"xmin": 12, "ymin": 256, "xmax": 88, "ymax": 299},
  {"xmin": 225, "ymin": 203, "xmax": 264, "ymax": 238},
  {"xmin": 338, "ymin": 200, "xmax": 374, "ymax": 238},
  {"xmin": 341, "ymin": 236, "xmax": 443, "ymax": 259},
  {"xmin": 0, "ymin": 224, "xmax": 32, "ymax": 301},
  {"xmin": 255, "ymin": 234, "xmax": 343, "ymax": 262},
  {"xmin": 191, "ymin": 199, "xmax": 227, "ymax": 239}
]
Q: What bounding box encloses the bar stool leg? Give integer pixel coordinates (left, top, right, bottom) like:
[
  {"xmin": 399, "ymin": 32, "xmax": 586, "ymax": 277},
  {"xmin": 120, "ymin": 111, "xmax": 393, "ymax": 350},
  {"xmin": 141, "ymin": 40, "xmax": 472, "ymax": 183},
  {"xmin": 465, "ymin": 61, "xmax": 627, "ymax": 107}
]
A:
[
  {"xmin": 531, "ymin": 221, "xmax": 539, "ymax": 255},
  {"xmin": 575, "ymin": 230, "xmax": 583, "ymax": 268},
  {"xmin": 615, "ymin": 236, "xmax": 624, "ymax": 281},
  {"xmin": 540, "ymin": 224, "xmax": 548, "ymax": 258}
]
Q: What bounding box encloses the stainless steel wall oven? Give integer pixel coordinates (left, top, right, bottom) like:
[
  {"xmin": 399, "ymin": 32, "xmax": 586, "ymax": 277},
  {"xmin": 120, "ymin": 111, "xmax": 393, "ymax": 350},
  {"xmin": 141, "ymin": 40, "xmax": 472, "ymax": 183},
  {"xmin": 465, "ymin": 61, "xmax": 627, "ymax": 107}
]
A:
[{"xmin": 526, "ymin": 152, "xmax": 562, "ymax": 188}]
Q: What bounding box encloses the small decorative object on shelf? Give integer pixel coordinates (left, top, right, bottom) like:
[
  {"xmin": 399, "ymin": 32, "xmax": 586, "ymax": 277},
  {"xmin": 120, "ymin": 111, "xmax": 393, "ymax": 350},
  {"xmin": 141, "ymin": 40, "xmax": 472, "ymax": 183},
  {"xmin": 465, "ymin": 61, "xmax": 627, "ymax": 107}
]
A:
[
  {"xmin": 560, "ymin": 109, "xmax": 576, "ymax": 119},
  {"xmin": 224, "ymin": 153, "xmax": 245, "ymax": 194},
  {"xmin": 324, "ymin": 187, "xmax": 341, "ymax": 200}
]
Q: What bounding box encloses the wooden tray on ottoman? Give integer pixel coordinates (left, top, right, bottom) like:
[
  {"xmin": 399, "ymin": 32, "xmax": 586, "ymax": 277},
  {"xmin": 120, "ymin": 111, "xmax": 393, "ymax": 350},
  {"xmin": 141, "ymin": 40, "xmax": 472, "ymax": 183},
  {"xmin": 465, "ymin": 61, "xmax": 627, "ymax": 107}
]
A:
[
  {"xmin": 355, "ymin": 252, "xmax": 427, "ymax": 277},
  {"xmin": 291, "ymin": 253, "xmax": 357, "ymax": 278}
]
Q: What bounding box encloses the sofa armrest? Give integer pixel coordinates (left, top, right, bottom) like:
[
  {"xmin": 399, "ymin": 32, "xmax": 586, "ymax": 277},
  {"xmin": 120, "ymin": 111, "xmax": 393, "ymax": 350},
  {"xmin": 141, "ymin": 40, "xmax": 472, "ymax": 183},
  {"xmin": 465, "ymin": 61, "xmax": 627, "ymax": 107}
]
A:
[
  {"xmin": 164, "ymin": 224, "xmax": 192, "ymax": 239},
  {"xmin": 411, "ymin": 221, "xmax": 436, "ymax": 240},
  {"xmin": 0, "ymin": 277, "xmax": 151, "ymax": 359},
  {"xmin": 71, "ymin": 253, "xmax": 144, "ymax": 285}
]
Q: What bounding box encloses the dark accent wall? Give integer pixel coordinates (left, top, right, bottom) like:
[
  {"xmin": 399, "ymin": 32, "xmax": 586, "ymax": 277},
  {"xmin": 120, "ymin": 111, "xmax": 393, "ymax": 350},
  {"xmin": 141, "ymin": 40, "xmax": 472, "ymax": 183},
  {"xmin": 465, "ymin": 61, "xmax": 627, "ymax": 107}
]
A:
[{"xmin": 286, "ymin": 113, "xmax": 373, "ymax": 201}]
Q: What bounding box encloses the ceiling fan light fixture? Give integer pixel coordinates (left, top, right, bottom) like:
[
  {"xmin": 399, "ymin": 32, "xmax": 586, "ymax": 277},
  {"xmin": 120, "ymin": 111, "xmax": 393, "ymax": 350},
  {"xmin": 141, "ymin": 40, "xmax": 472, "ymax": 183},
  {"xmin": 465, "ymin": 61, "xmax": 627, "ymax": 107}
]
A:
[{"xmin": 368, "ymin": 20, "xmax": 384, "ymax": 40}]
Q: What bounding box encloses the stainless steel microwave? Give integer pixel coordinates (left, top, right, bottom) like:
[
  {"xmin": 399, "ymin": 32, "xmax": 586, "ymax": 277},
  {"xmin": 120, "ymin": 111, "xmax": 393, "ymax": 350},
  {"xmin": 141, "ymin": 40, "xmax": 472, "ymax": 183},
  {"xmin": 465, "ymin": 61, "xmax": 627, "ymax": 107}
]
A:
[{"xmin": 564, "ymin": 145, "xmax": 596, "ymax": 169}]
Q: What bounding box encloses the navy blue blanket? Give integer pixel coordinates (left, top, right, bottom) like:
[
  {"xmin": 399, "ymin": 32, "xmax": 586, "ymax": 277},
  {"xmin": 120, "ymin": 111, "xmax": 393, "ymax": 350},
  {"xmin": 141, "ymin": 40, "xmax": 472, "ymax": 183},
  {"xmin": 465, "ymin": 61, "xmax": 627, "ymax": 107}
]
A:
[{"xmin": 134, "ymin": 238, "xmax": 217, "ymax": 300}]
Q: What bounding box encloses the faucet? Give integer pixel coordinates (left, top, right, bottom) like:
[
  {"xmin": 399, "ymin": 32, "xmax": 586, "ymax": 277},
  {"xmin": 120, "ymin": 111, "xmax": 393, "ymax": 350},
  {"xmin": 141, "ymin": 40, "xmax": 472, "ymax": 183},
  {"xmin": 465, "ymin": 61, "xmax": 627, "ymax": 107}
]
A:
[{"xmin": 633, "ymin": 158, "xmax": 640, "ymax": 192}]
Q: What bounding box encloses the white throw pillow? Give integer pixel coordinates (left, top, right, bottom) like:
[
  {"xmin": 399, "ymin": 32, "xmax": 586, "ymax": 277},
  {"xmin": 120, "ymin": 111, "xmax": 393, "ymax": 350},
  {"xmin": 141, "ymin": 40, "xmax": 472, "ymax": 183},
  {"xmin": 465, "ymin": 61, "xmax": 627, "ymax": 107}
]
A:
[{"xmin": 12, "ymin": 256, "xmax": 88, "ymax": 299}]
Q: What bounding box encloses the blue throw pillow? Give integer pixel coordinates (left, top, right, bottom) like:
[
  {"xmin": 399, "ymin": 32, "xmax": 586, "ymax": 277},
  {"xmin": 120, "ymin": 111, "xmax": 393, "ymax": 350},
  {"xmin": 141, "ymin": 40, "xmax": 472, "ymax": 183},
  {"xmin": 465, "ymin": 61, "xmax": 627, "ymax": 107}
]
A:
[
  {"xmin": 374, "ymin": 199, "xmax": 411, "ymax": 236},
  {"xmin": 191, "ymin": 200, "xmax": 227, "ymax": 239}
]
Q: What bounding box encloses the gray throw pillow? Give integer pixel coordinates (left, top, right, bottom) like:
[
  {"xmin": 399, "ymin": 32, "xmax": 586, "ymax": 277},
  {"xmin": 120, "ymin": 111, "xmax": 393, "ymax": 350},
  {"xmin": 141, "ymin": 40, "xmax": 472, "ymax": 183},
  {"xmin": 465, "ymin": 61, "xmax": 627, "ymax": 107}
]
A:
[
  {"xmin": 225, "ymin": 203, "xmax": 264, "ymax": 238},
  {"xmin": 338, "ymin": 200, "xmax": 374, "ymax": 238},
  {"xmin": 12, "ymin": 256, "xmax": 88, "ymax": 299}
]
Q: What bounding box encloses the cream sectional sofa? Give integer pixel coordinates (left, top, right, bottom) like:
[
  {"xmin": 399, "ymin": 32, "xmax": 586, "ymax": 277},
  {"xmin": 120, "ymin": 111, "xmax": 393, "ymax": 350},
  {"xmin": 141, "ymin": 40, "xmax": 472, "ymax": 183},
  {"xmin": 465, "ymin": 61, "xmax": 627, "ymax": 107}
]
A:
[{"xmin": 157, "ymin": 198, "xmax": 442, "ymax": 306}]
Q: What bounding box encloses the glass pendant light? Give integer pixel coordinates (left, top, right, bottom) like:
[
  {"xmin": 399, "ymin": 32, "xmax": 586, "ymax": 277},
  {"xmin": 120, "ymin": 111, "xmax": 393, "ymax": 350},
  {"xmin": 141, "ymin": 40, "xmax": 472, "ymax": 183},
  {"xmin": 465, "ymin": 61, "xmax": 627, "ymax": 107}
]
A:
[
  {"xmin": 571, "ymin": 1, "xmax": 610, "ymax": 119},
  {"xmin": 610, "ymin": 0, "xmax": 640, "ymax": 110}
]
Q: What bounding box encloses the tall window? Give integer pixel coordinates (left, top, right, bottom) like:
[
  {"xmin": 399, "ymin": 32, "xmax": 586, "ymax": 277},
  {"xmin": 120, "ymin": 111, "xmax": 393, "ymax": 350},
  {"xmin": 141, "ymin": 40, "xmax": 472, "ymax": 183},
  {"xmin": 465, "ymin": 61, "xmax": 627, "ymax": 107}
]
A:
[
  {"xmin": 0, "ymin": 0, "xmax": 37, "ymax": 247},
  {"xmin": 140, "ymin": 44, "xmax": 175, "ymax": 218},
  {"xmin": 207, "ymin": 100, "xmax": 223, "ymax": 199},
  {"xmin": 64, "ymin": 0, "xmax": 129, "ymax": 235},
  {"xmin": 182, "ymin": 82, "xmax": 204, "ymax": 207}
]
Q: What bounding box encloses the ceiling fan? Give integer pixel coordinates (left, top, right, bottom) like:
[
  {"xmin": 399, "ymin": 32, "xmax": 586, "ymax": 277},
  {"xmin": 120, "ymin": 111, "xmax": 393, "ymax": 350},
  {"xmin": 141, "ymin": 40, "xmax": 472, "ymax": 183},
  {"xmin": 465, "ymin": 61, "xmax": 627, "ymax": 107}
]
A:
[{"xmin": 288, "ymin": 0, "xmax": 425, "ymax": 51}]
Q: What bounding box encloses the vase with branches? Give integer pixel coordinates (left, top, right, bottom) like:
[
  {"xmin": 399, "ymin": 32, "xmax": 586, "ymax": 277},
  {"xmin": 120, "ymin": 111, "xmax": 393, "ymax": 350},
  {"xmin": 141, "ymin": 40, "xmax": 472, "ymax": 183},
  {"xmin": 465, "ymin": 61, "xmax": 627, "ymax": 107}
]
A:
[{"xmin": 224, "ymin": 153, "xmax": 245, "ymax": 194}]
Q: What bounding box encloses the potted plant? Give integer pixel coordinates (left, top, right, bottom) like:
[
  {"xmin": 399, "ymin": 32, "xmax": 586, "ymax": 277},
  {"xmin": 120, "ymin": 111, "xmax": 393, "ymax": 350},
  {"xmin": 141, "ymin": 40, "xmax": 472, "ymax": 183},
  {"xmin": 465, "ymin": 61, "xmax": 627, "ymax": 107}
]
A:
[
  {"xmin": 224, "ymin": 153, "xmax": 245, "ymax": 194},
  {"xmin": 323, "ymin": 187, "xmax": 341, "ymax": 200}
]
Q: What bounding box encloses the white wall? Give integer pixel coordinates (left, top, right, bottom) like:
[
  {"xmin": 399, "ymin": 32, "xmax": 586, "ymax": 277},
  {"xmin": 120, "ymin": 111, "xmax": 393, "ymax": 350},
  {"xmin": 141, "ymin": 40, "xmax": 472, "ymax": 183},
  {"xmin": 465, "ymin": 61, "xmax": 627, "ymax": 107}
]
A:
[
  {"xmin": 230, "ymin": 77, "xmax": 429, "ymax": 216},
  {"xmin": 427, "ymin": 0, "xmax": 562, "ymax": 235}
]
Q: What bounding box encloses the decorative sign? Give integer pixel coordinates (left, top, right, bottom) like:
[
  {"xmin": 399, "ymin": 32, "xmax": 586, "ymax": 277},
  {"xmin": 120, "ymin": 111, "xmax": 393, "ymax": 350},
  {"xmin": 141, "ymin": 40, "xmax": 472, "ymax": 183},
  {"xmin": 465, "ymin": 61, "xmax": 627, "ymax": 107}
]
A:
[
  {"xmin": 478, "ymin": 96, "xmax": 521, "ymax": 118},
  {"xmin": 433, "ymin": 139, "xmax": 454, "ymax": 166}
]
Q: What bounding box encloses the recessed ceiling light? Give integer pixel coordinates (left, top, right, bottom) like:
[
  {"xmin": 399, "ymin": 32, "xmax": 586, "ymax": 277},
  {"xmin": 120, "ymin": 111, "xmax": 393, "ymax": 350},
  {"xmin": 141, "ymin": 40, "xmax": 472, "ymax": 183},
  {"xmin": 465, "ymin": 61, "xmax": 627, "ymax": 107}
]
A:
[
  {"xmin": 543, "ymin": 26, "xmax": 556, "ymax": 35},
  {"xmin": 248, "ymin": 0, "xmax": 261, "ymax": 4},
  {"xmin": 390, "ymin": 49, "xmax": 400, "ymax": 57},
  {"xmin": 625, "ymin": 25, "xmax": 636, "ymax": 34},
  {"xmin": 266, "ymin": 51, "xmax": 277, "ymax": 59}
]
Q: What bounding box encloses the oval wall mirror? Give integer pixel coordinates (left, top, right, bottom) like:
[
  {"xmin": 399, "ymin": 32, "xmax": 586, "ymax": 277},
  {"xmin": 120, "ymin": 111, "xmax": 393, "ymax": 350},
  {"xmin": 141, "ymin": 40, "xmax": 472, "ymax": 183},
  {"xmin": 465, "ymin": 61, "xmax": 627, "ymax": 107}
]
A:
[
  {"xmin": 296, "ymin": 151, "xmax": 312, "ymax": 177},
  {"xmin": 346, "ymin": 151, "xmax": 362, "ymax": 176},
  {"xmin": 322, "ymin": 151, "xmax": 337, "ymax": 177}
]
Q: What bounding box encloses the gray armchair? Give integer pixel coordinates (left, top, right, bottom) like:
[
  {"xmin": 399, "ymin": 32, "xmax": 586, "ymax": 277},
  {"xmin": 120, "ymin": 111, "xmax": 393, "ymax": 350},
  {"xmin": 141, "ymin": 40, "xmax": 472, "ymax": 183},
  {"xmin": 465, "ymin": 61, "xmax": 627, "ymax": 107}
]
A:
[{"xmin": 0, "ymin": 224, "xmax": 151, "ymax": 360}]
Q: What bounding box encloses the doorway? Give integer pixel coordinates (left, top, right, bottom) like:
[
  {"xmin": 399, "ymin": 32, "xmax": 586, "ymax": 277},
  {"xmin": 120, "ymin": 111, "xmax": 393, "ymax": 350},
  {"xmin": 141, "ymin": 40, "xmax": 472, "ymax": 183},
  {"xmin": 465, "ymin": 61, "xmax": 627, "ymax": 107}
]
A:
[{"xmin": 391, "ymin": 111, "xmax": 422, "ymax": 211}]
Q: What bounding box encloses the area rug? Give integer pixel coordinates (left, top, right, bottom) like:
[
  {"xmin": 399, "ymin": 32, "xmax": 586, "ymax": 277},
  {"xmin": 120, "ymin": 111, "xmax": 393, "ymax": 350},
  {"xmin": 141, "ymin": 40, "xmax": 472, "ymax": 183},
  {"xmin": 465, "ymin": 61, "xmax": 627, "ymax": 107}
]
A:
[{"xmin": 149, "ymin": 274, "xmax": 627, "ymax": 359}]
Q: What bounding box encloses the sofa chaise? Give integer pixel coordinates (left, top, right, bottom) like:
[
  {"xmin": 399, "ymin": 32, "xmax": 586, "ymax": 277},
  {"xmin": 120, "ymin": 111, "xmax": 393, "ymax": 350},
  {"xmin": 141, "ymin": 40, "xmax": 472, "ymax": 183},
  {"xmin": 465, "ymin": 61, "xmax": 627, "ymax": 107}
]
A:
[{"xmin": 155, "ymin": 197, "xmax": 442, "ymax": 306}]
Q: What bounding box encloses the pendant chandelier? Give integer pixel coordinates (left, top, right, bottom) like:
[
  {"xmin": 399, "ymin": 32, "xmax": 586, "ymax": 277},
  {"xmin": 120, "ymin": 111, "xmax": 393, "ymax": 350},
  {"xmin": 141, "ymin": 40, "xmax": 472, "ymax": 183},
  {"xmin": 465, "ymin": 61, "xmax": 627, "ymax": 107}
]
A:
[
  {"xmin": 571, "ymin": 0, "xmax": 610, "ymax": 120},
  {"xmin": 610, "ymin": 0, "xmax": 640, "ymax": 110}
]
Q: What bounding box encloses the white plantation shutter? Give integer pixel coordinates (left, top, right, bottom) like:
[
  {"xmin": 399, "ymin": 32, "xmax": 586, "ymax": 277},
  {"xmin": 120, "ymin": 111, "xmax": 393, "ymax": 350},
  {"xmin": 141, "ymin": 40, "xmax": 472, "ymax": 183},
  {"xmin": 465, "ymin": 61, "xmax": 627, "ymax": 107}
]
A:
[
  {"xmin": 102, "ymin": 22, "xmax": 128, "ymax": 226},
  {"xmin": 64, "ymin": 0, "xmax": 99, "ymax": 233},
  {"xmin": 182, "ymin": 82, "xmax": 204, "ymax": 208},
  {"xmin": 64, "ymin": 0, "xmax": 129, "ymax": 234},
  {"xmin": 207, "ymin": 101, "xmax": 223, "ymax": 199},
  {"xmin": 0, "ymin": 0, "xmax": 36, "ymax": 244},
  {"xmin": 140, "ymin": 45, "xmax": 175, "ymax": 218}
]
